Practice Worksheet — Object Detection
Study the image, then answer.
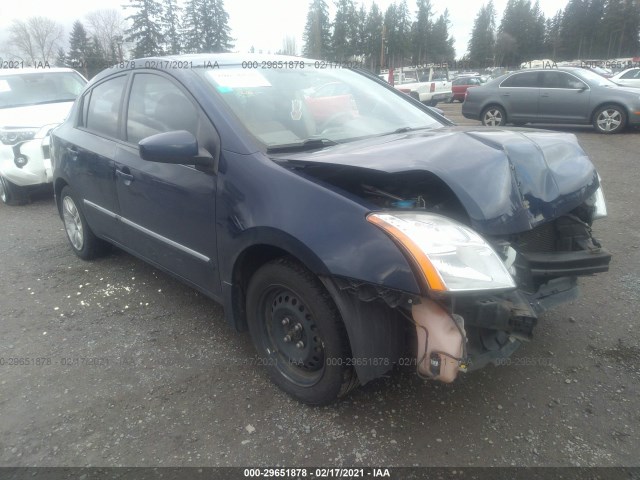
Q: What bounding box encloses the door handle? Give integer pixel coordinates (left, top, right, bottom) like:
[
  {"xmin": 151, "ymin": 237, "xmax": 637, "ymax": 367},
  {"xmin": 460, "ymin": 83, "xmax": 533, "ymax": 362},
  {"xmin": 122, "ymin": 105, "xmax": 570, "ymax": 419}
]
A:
[
  {"xmin": 540, "ymin": 93, "xmax": 550, "ymax": 97},
  {"xmin": 66, "ymin": 146, "xmax": 78, "ymax": 160},
  {"xmin": 500, "ymin": 93, "xmax": 510, "ymax": 96},
  {"xmin": 116, "ymin": 168, "xmax": 134, "ymax": 185}
]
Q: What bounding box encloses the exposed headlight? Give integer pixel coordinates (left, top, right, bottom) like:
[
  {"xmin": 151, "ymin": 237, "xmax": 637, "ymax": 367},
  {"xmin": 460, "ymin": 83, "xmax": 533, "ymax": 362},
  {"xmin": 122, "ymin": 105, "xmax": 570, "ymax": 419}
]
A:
[
  {"xmin": 0, "ymin": 128, "xmax": 39, "ymax": 146},
  {"xmin": 588, "ymin": 185, "xmax": 608, "ymax": 220},
  {"xmin": 368, "ymin": 212, "xmax": 516, "ymax": 292}
]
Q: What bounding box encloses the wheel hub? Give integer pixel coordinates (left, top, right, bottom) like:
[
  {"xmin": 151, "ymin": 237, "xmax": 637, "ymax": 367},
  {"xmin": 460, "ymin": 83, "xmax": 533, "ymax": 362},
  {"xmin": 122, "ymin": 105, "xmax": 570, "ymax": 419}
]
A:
[
  {"xmin": 62, "ymin": 196, "xmax": 84, "ymax": 251},
  {"xmin": 268, "ymin": 291, "xmax": 324, "ymax": 371}
]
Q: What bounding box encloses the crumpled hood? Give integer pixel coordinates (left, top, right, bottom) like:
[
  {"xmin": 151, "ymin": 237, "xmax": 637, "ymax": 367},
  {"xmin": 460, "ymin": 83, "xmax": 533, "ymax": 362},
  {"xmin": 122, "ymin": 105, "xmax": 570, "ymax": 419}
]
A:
[
  {"xmin": 276, "ymin": 127, "xmax": 599, "ymax": 235},
  {"xmin": 0, "ymin": 101, "xmax": 74, "ymax": 129}
]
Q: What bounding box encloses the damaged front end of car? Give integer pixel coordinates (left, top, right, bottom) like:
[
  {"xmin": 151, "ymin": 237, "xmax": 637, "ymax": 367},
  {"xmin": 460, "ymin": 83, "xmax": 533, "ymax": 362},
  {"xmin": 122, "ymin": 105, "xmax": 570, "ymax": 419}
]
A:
[{"xmin": 280, "ymin": 128, "xmax": 611, "ymax": 385}]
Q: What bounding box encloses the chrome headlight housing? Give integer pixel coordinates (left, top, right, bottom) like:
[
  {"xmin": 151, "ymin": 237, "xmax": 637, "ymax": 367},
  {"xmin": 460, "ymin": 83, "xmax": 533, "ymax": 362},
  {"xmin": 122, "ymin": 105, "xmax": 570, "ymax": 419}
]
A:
[
  {"xmin": 368, "ymin": 212, "xmax": 516, "ymax": 292},
  {"xmin": 586, "ymin": 177, "xmax": 608, "ymax": 220}
]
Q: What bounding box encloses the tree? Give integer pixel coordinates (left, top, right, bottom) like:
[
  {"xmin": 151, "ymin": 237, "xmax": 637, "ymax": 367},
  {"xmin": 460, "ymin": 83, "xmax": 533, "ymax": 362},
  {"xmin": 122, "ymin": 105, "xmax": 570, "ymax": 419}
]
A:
[
  {"xmin": 303, "ymin": 0, "xmax": 332, "ymax": 59},
  {"xmin": 124, "ymin": 0, "xmax": 165, "ymax": 57},
  {"xmin": 277, "ymin": 36, "xmax": 297, "ymax": 55},
  {"xmin": 182, "ymin": 0, "xmax": 233, "ymax": 53},
  {"xmin": 497, "ymin": 0, "xmax": 545, "ymax": 66},
  {"xmin": 365, "ymin": 2, "xmax": 384, "ymax": 70},
  {"xmin": 544, "ymin": 10, "xmax": 563, "ymax": 59},
  {"xmin": 8, "ymin": 17, "xmax": 64, "ymax": 65},
  {"xmin": 160, "ymin": 0, "xmax": 182, "ymax": 54},
  {"xmin": 384, "ymin": 1, "xmax": 412, "ymax": 67},
  {"xmin": 332, "ymin": 0, "xmax": 358, "ymax": 60},
  {"xmin": 86, "ymin": 35, "xmax": 109, "ymax": 78},
  {"xmin": 67, "ymin": 20, "xmax": 90, "ymax": 78},
  {"xmin": 429, "ymin": 9, "xmax": 456, "ymax": 64},
  {"xmin": 467, "ymin": 1, "xmax": 496, "ymax": 68},
  {"xmin": 55, "ymin": 48, "xmax": 67, "ymax": 67},
  {"xmin": 412, "ymin": 0, "xmax": 433, "ymax": 65},
  {"xmin": 86, "ymin": 9, "xmax": 126, "ymax": 62}
]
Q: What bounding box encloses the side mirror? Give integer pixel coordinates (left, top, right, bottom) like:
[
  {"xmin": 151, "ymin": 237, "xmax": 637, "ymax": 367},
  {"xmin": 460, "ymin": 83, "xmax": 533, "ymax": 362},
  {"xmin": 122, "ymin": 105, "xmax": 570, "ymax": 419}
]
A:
[{"xmin": 139, "ymin": 130, "xmax": 211, "ymax": 166}]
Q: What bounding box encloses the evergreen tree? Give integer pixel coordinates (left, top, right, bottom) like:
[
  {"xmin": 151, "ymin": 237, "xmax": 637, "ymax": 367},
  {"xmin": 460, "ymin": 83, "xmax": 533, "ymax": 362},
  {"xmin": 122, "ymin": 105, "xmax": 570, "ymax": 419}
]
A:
[
  {"xmin": 332, "ymin": 0, "xmax": 357, "ymax": 60},
  {"xmin": 67, "ymin": 21, "xmax": 90, "ymax": 78},
  {"xmin": 365, "ymin": 2, "xmax": 383, "ymax": 70},
  {"xmin": 87, "ymin": 35, "xmax": 109, "ymax": 78},
  {"xmin": 161, "ymin": 0, "xmax": 181, "ymax": 54},
  {"xmin": 181, "ymin": 0, "xmax": 233, "ymax": 53},
  {"xmin": 124, "ymin": 0, "xmax": 164, "ymax": 57},
  {"xmin": 544, "ymin": 10, "xmax": 563, "ymax": 59},
  {"xmin": 302, "ymin": 0, "xmax": 331, "ymax": 59},
  {"xmin": 429, "ymin": 9, "xmax": 455, "ymax": 64},
  {"xmin": 55, "ymin": 47, "xmax": 67, "ymax": 67},
  {"xmin": 467, "ymin": 1, "xmax": 496, "ymax": 68},
  {"xmin": 497, "ymin": 0, "xmax": 545, "ymax": 65},
  {"xmin": 412, "ymin": 0, "xmax": 433, "ymax": 65}
]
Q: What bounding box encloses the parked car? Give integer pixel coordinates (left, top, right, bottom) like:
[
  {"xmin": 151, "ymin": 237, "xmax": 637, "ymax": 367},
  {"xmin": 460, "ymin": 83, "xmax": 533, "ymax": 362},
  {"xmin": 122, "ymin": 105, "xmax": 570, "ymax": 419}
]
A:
[
  {"xmin": 394, "ymin": 67, "xmax": 453, "ymax": 106},
  {"xmin": 52, "ymin": 54, "xmax": 610, "ymax": 404},
  {"xmin": 449, "ymin": 75, "xmax": 484, "ymax": 102},
  {"xmin": 611, "ymin": 67, "xmax": 640, "ymax": 88},
  {"xmin": 462, "ymin": 67, "xmax": 640, "ymax": 133},
  {"xmin": 0, "ymin": 68, "xmax": 87, "ymax": 204}
]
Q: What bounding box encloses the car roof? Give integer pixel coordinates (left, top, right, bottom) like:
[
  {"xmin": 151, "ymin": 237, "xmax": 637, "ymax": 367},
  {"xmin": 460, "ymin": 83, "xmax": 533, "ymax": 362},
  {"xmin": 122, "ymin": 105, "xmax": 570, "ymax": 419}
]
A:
[
  {"xmin": 0, "ymin": 67, "xmax": 82, "ymax": 76},
  {"xmin": 92, "ymin": 53, "xmax": 309, "ymax": 83},
  {"xmin": 512, "ymin": 67, "xmax": 584, "ymax": 73}
]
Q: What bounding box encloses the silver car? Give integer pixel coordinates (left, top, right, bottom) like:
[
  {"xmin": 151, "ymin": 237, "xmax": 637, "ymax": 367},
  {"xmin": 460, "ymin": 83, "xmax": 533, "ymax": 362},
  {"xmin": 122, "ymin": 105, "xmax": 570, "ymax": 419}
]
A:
[{"xmin": 462, "ymin": 67, "xmax": 640, "ymax": 134}]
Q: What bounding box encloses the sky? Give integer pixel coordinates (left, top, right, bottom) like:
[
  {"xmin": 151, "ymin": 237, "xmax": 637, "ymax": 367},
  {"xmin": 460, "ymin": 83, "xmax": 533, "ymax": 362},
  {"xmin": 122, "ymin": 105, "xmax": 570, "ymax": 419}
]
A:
[{"xmin": 0, "ymin": 0, "xmax": 567, "ymax": 59}]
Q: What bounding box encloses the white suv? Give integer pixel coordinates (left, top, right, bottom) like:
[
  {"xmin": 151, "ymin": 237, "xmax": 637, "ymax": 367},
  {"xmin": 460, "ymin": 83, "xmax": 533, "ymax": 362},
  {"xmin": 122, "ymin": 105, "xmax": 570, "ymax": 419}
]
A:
[{"xmin": 0, "ymin": 68, "xmax": 87, "ymax": 205}]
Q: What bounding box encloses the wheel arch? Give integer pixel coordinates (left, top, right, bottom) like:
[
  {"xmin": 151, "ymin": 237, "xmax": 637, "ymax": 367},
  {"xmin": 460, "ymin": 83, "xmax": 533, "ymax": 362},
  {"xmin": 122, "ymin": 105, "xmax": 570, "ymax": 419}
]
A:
[
  {"xmin": 590, "ymin": 101, "xmax": 629, "ymax": 126},
  {"xmin": 225, "ymin": 229, "xmax": 331, "ymax": 333},
  {"xmin": 481, "ymin": 103, "xmax": 508, "ymax": 122},
  {"xmin": 54, "ymin": 177, "xmax": 69, "ymax": 216}
]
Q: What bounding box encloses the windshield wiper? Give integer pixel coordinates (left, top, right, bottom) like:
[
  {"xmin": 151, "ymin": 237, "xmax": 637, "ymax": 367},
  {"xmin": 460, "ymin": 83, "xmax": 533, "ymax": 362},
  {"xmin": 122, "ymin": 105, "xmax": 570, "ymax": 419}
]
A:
[
  {"xmin": 384, "ymin": 126, "xmax": 433, "ymax": 136},
  {"xmin": 266, "ymin": 138, "xmax": 338, "ymax": 153}
]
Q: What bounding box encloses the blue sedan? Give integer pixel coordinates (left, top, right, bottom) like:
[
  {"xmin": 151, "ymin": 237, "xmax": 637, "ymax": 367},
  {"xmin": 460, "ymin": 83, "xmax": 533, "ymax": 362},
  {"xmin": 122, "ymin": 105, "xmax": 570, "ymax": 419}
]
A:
[{"xmin": 51, "ymin": 54, "xmax": 610, "ymax": 404}]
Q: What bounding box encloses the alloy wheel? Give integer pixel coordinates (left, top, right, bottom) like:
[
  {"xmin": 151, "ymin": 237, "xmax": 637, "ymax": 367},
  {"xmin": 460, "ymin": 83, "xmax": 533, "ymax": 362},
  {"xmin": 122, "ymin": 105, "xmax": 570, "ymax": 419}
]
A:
[{"xmin": 62, "ymin": 195, "xmax": 84, "ymax": 251}]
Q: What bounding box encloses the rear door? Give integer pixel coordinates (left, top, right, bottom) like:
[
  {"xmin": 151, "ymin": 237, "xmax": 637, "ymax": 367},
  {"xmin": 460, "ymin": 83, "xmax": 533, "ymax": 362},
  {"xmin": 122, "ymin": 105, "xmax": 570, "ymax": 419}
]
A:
[
  {"xmin": 538, "ymin": 71, "xmax": 590, "ymax": 123},
  {"xmin": 498, "ymin": 71, "xmax": 541, "ymax": 122},
  {"xmin": 114, "ymin": 71, "xmax": 220, "ymax": 295},
  {"xmin": 63, "ymin": 74, "xmax": 127, "ymax": 242}
]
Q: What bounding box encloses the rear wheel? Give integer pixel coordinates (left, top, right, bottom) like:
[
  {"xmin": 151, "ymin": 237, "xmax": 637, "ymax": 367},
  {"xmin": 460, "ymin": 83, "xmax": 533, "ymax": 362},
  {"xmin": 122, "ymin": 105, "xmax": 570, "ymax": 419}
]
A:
[
  {"xmin": 482, "ymin": 106, "xmax": 506, "ymax": 127},
  {"xmin": 0, "ymin": 175, "xmax": 28, "ymax": 205},
  {"xmin": 593, "ymin": 105, "xmax": 626, "ymax": 134},
  {"xmin": 246, "ymin": 258, "xmax": 358, "ymax": 405},
  {"xmin": 60, "ymin": 186, "xmax": 110, "ymax": 260}
]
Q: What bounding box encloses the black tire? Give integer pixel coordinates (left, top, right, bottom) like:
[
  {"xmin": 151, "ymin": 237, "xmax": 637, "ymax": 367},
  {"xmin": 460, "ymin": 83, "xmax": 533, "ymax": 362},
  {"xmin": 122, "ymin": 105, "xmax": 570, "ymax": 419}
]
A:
[
  {"xmin": 592, "ymin": 104, "xmax": 626, "ymax": 134},
  {"xmin": 513, "ymin": 122, "xmax": 526, "ymax": 127},
  {"xmin": 246, "ymin": 258, "xmax": 358, "ymax": 405},
  {"xmin": 427, "ymin": 99, "xmax": 438, "ymax": 107},
  {"xmin": 481, "ymin": 105, "xmax": 507, "ymax": 127},
  {"xmin": 0, "ymin": 175, "xmax": 28, "ymax": 206},
  {"xmin": 59, "ymin": 185, "xmax": 110, "ymax": 260}
]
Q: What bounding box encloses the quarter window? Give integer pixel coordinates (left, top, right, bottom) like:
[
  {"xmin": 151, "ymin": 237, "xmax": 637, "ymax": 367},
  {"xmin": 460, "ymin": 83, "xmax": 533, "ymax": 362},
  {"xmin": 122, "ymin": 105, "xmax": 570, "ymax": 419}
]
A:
[
  {"xmin": 500, "ymin": 72, "xmax": 540, "ymax": 88},
  {"xmin": 85, "ymin": 75, "xmax": 126, "ymax": 138},
  {"xmin": 126, "ymin": 73, "xmax": 198, "ymax": 145}
]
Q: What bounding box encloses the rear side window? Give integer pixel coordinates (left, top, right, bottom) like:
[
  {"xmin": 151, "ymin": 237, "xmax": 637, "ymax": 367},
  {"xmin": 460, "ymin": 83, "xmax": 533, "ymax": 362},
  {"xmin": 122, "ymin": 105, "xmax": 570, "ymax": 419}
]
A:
[
  {"xmin": 85, "ymin": 76, "xmax": 127, "ymax": 138},
  {"xmin": 126, "ymin": 73, "xmax": 198, "ymax": 145},
  {"xmin": 500, "ymin": 72, "xmax": 540, "ymax": 88}
]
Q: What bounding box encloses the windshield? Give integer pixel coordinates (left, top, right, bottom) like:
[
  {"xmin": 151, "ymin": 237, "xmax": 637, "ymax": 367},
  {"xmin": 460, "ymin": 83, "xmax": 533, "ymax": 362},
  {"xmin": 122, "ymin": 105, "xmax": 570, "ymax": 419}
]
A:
[
  {"xmin": 0, "ymin": 72, "xmax": 86, "ymax": 109},
  {"xmin": 196, "ymin": 65, "xmax": 443, "ymax": 149},
  {"xmin": 576, "ymin": 69, "xmax": 618, "ymax": 87}
]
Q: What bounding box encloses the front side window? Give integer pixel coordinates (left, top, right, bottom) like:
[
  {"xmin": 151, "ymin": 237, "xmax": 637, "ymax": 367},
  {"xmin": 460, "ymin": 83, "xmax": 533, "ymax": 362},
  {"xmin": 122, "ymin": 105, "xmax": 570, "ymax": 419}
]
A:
[
  {"xmin": 126, "ymin": 73, "xmax": 198, "ymax": 145},
  {"xmin": 500, "ymin": 72, "xmax": 540, "ymax": 88},
  {"xmin": 85, "ymin": 75, "xmax": 127, "ymax": 138},
  {"xmin": 541, "ymin": 71, "xmax": 586, "ymax": 89}
]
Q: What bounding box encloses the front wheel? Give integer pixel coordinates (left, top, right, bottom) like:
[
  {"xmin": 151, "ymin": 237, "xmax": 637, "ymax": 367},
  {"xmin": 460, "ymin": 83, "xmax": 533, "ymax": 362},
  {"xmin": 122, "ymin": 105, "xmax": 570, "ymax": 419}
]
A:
[
  {"xmin": 246, "ymin": 258, "xmax": 358, "ymax": 405},
  {"xmin": 60, "ymin": 186, "xmax": 110, "ymax": 260},
  {"xmin": 593, "ymin": 105, "xmax": 626, "ymax": 134},
  {"xmin": 482, "ymin": 106, "xmax": 507, "ymax": 127},
  {"xmin": 0, "ymin": 175, "xmax": 28, "ymax": 205}
]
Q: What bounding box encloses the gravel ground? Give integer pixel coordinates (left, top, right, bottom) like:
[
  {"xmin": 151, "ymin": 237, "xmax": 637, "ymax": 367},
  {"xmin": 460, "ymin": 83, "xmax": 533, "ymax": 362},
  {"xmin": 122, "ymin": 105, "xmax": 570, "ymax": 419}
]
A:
[{"xmin": 1, "ymin": 104, "xmax": 639, "ymax": 467}]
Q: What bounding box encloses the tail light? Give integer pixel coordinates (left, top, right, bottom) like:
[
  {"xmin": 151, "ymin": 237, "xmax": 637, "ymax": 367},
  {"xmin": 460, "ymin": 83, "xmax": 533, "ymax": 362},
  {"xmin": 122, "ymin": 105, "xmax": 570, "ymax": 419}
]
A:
[{"xmin": 430, "ymin": 83, "xmax": 435, "ymax": 93}]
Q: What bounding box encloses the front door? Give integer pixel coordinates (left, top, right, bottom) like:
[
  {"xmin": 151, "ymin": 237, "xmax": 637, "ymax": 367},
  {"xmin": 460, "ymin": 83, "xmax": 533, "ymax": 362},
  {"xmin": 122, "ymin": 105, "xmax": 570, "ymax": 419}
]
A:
[{"xmin": 115, "ymin": 72, "xmax": 220, "ymax": 295}]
